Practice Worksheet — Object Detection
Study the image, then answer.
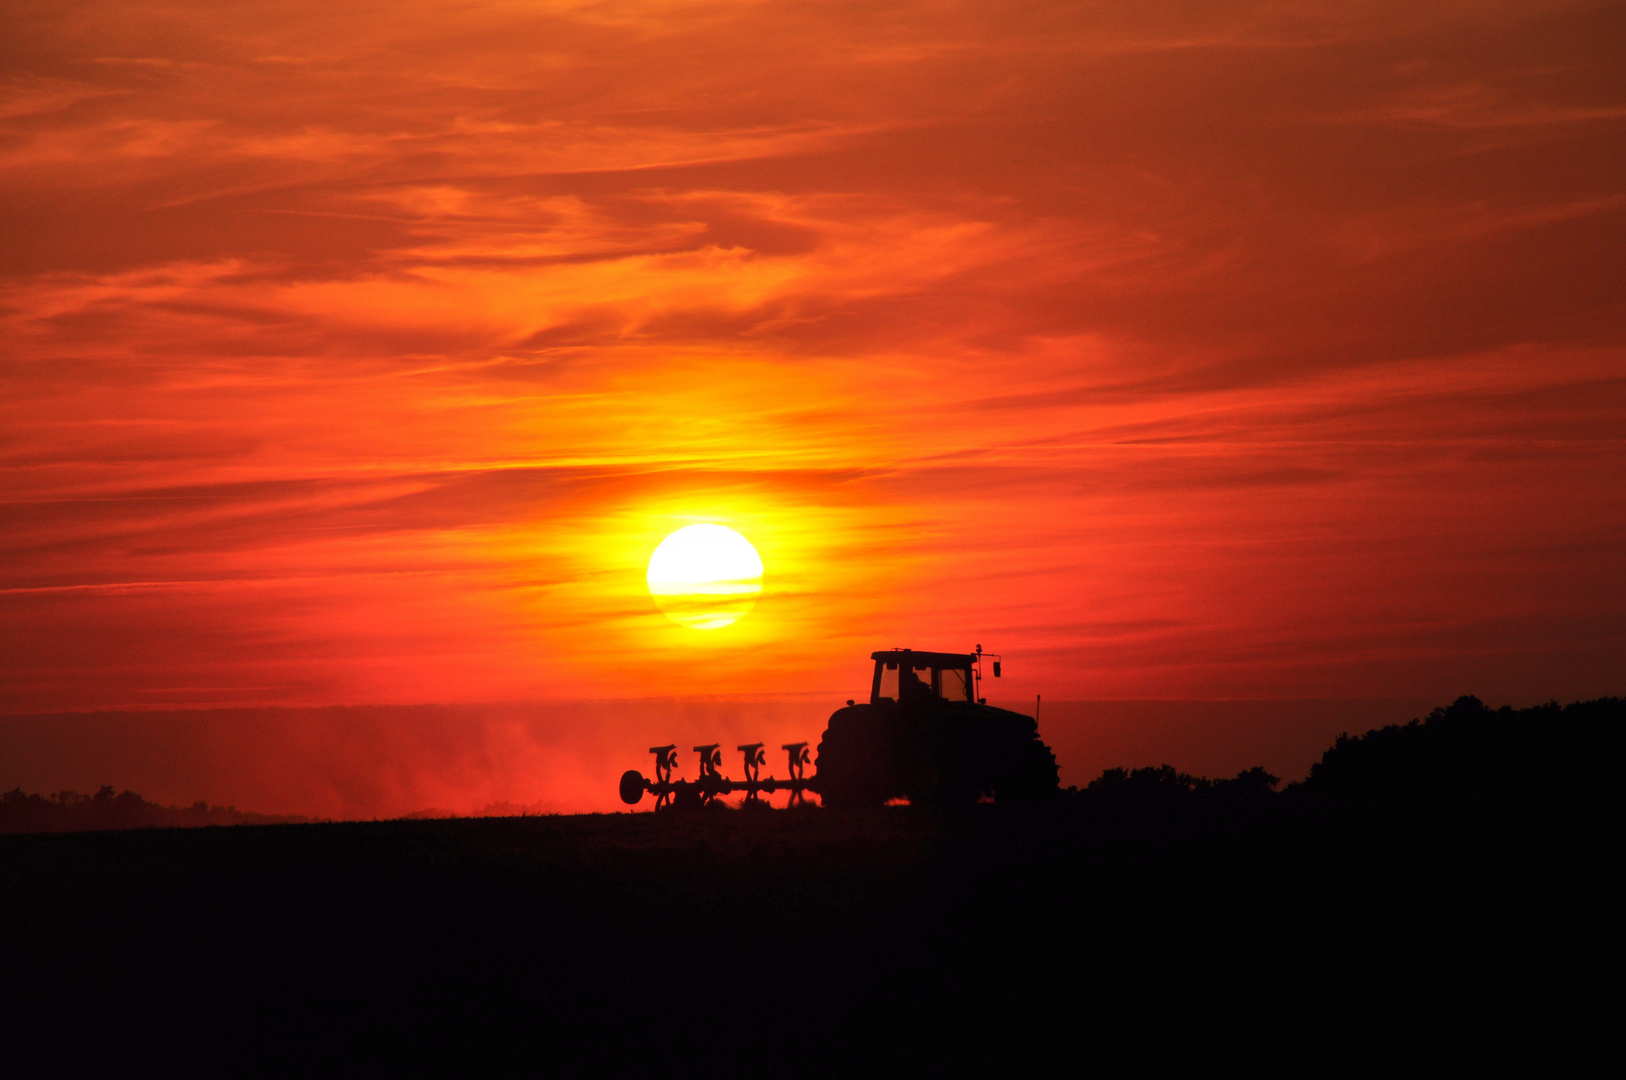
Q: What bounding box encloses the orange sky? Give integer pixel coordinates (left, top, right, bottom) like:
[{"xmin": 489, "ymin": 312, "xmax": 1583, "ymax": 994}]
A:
[{"xmin": 2, "ymin": 0, "xmax": 1623, "ymax": 724}]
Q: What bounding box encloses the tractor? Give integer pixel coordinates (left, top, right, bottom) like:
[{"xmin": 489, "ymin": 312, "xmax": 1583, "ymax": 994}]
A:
[
  {"xmin": 813, "ymin": 647, "xmax": 1058, "ymax": 806},
  {"xmin": 617, "ymin": 645, "xmax": 1059, "ymax": 808}
]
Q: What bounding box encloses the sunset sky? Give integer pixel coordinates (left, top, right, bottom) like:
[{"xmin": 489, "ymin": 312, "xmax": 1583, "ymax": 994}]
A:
[{"xmin": 2, "ymin": 1, "xmax": 1622, "ymax": 810}]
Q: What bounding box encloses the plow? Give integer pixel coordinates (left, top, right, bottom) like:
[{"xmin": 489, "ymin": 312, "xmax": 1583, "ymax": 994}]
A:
[
  {"xmin": 618, "ymin": 646, "xmax": 1062, "ymax": 809},
  {"xmin": 619, "ymin": 741, "xmax": 815, "ymax": 810}
]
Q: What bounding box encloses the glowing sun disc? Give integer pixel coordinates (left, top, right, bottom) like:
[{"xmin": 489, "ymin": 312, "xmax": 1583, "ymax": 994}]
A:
[{"xmin": 646, "ymin": 524, "xmax": 764, "ymax": 630}]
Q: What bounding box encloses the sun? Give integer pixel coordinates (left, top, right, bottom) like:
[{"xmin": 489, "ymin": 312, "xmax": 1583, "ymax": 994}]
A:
[{"xmin": 646, "ymin": 524, "xmax": 764, "ymax": 630}]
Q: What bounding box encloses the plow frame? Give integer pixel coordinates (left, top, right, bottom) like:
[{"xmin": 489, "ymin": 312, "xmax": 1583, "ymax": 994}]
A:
[{"xmin": 620, "ymin": 742, "xmax": 815, "ymax": 809}]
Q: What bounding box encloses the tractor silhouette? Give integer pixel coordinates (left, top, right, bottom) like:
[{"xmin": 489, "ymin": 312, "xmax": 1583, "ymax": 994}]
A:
[
  {"xmin": 814, "ymin": 647, "xmax": 1058, "ymax": 807},
  {"xmin": 618, "ymin": 646, "xmax": 1059, "ymax": 808}
]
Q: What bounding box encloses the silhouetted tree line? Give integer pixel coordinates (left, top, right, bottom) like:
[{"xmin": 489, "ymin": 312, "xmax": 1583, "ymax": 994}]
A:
[
  {"xmin": 1084, "ymin": 763, "xmax": 1281, "ymax": 798},
  {"xmin": 0, "ymin": 785, "xmax": 308, "ymax": 833},
  {"xmin": 1300, "ymin": 694, "xmax": 1622, "ymax": 800},
  {"xmin": 1063, "ymin": 763, "xmax": 1281, "ymax": 822},
  {"xmin": 1064, "ymin": 694, "xmax": 1622, "ymax": 813}
]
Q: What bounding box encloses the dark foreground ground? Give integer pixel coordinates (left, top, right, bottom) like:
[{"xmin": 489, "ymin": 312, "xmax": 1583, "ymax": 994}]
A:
[{"xmin": 1, "ymin": 698, "xmax": 1619, "ymax": 1076}]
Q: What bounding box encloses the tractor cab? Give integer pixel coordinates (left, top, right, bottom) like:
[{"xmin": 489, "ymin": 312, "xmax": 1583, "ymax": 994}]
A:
[
  {"xmin": 870, "ymin": 649, "xmax": 985, "ymax": 706},
  {"xmin": 810, "ymin": 644, "xmax": 1050, "ymax": 805}
]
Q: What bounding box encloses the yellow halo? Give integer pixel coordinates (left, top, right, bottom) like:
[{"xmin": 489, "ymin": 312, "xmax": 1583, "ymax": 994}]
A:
[{"xmin": 646, "ymin": 524, "xmax": 764, "ymax": 630}]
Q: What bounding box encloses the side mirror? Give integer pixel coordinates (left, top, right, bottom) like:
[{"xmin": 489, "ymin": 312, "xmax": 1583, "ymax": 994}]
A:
[{"xmin": 992, "ymin": 661, "xmax": 1001, "ymax": 678}]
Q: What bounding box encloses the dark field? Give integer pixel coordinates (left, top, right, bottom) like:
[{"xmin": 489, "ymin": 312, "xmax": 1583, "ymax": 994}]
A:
[{"xmin": 2, "ymin": 699, "xmax": 1617, "ymax": 1076}]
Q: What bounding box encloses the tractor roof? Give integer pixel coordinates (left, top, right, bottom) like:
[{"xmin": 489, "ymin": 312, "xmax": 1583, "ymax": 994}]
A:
[{"xmin": 871, "ymin": 649, "xmax": 975, "ymax": 667}]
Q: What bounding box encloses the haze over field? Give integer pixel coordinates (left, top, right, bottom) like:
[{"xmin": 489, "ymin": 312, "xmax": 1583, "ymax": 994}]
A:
[
  {"xmin": 2, "ymin": 1, "xmax": 1621, "ymax": 813},
  {"xmin": 1, "ymin": 697, "xmax": 1445, "ymax": 817}
]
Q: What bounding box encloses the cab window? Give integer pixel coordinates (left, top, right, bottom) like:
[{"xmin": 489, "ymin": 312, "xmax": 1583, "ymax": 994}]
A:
[
  {"xmin": 876, "ymin": 661, "xmax": 899, "ymax": 701},
  {"xmin": 908, "ymin": 663, "xmax": 935, "ymax": 698}
]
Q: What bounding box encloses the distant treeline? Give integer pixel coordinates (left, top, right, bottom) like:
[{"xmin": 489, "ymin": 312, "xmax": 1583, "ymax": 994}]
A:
[
  {"xmin": 1067, "ymin": 694, "xmax": 1623, "ymax": 812},
  {"xmin": 0, "ymin": 787, "xmax": 552, "ymax": 834},
  {"xmin": 0, "ymin": 786, "xmax": 310, "ymax": 833}
]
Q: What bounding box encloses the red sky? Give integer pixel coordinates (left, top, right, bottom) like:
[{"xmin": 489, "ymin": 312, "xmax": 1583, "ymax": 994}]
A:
[{"xmin": 2, "ymin": 2, "xmax": 1622, "ymax": 810}]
